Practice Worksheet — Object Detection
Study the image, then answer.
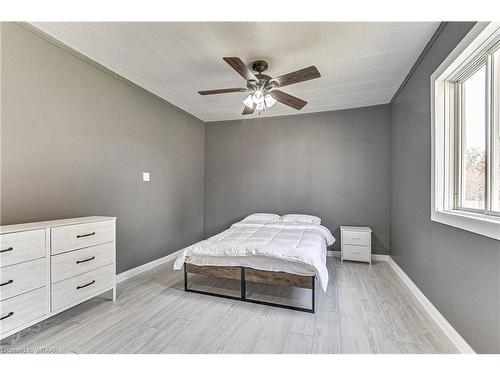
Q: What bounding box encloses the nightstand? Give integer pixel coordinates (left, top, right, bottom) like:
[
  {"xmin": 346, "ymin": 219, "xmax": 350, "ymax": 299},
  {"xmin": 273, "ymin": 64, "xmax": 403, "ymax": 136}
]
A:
[{"xmin": 340, "ymin": 226, "xmax": 372, "ymax": 264}]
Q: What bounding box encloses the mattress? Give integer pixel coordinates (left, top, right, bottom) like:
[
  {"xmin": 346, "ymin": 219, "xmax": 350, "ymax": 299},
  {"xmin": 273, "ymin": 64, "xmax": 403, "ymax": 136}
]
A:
[{"xmin": 186, "ymin": 255, "xmax": 316, "ymax": 276}]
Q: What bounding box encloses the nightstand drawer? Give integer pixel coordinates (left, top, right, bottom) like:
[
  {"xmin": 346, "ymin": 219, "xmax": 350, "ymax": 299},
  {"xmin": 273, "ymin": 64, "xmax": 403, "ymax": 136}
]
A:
[
  {"xmin": 342, "ymin": 230, "xmax": 370, "ymax": 247},
  {"xmin": 342, "ymin": 245, "xmax": 370, "ymax": 263}
]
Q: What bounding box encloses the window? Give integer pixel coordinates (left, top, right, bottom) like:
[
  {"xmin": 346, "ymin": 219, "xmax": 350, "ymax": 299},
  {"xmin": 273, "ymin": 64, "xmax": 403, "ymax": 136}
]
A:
[
  {"xmin": 453, "ymin": 44, "xmax": 500, "ymax": 217},
  {"xmin": 432, "ymin": 22, "xmax": 500, "ymax": 240},
  {"xmin": 493, "ymin": 48, "xmax": 500, "ymax": 213},
  {"xmin": 457, "ymin": 63, "xmax": 487, "ymax": 211}
]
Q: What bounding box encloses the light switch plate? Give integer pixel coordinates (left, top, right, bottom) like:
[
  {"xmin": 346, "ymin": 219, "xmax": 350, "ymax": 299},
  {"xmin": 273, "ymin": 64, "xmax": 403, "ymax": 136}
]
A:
[{"xmin": 142, "ymin": 172, "xmax": 150, "ymax": 182}]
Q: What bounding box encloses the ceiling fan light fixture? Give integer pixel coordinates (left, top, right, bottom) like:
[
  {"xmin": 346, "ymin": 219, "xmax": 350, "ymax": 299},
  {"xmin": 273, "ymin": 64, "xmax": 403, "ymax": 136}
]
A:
[
  {"xmin": 252, "ymin": 90, "xmax": 264, "ymax": 105},
  {"xmin": 264, "ymin": 93, "xmax": 277, "ymax": 108},
  {"xmin": 200, "ymin": 58, "xmax": 320, "ymax": 115},
  {"xmin": 256, "ymin": 102, "xmax": 266, "ymax": 111},
  {"xmin": 243, "ymin": 94, "xmax": 254, "ymax": 108}
]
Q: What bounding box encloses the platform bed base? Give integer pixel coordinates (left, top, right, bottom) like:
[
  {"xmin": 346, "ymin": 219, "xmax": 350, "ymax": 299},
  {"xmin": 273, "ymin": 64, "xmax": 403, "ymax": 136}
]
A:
[{"xmin": 183, "ymin": 263, "xmax": 315, "ymax": 313}]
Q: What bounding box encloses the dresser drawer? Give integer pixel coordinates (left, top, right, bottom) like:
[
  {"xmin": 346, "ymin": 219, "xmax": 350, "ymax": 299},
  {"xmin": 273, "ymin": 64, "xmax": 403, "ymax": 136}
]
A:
[
  {"xmin": 0, "ymin": 287, "xmax": 47, "ymax": 335},
  {"xmin": 51, "ymin": 220, "xmax": 114, "ymax": 255},
  {"xmin": 342, "ymin": 244, "xmax": 371, "ymax": 263},
  {"xmin": 52, "ymin": 264, "xmax": 114, "ymax": 312},
  {"xmin": 342, "ymin": 230, "xmax": 370, "ymax": 247},
  {"xmin": 51, "ymin": 242, "xmax": 114, "ymax": 283},
  {"xmin": 0, "ymin": 229, "xmax": 45, "ymax": 267},
  {"xmin": 0, "ymin": 258, "xmax": 47, "ymax": 301}
]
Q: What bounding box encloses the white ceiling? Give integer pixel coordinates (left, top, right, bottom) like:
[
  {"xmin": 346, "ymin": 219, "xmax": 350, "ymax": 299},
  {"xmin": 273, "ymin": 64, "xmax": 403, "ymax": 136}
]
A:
[{"xmin": 30, "ymin": 22, "xmax": 439, "ymax": 122}]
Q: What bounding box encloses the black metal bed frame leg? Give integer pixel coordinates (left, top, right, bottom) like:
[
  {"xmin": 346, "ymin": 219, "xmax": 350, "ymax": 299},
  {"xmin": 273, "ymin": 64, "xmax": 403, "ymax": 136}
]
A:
[
  {"xmin": 184, "ymin": 263, "xmax": 187, "ymax": 291},
  {"xmin": 311, "ymin": 275, "xmax": 315, "ymax": 314},
  {"xmin": 240, "ymin": 267, "xmax": 246, "ymax": 299}
]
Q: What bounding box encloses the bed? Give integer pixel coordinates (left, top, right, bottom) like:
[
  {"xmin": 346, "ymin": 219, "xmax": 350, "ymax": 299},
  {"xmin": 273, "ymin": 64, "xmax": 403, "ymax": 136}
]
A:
[{"xmin": 173, "ymin": 213, "xmax": 335, "ymax": 313}]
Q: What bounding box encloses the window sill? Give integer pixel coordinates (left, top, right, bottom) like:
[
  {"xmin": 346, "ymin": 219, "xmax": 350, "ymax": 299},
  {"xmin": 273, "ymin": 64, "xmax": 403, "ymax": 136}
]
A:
[{"xmin": 431, "ymin": 209, "xmax": 500, "ymax": 241}]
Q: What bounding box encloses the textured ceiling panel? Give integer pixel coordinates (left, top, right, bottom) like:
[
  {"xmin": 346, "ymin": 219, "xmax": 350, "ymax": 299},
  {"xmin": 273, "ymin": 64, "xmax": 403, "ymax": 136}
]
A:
[{"xmin": 31, "ymin": 22, "xmax": 439, "ymax": 122}]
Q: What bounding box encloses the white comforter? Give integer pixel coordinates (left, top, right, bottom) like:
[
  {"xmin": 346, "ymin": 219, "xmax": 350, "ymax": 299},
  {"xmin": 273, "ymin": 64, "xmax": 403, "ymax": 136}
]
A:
[{"xmin": 173, "ymin": 221, "xmax": 335, "ymax": 291}]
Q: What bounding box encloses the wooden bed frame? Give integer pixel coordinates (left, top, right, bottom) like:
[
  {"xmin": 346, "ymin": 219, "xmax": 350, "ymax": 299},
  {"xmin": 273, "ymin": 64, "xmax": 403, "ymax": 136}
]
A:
[{"xmin": 183, "ymin": 263, "xmax": 316, "ymax": 313}]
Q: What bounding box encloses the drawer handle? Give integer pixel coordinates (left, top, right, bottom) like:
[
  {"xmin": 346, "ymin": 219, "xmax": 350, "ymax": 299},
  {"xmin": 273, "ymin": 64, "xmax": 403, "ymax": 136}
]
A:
[
  {"xmin": 76, "ymin": 280, "xmax": 95, "ymax": 290},
  {"xmin": 76, "ymin": 256, "xmax": 96, "ymax": 264},
  {"xmin": 352, "ymin": 251, "xmax": 361, "ymax": 254},
  {"xmin": 0, "ymin": 279, "xmax": 14, "ymax": 287},
  {"xmin": 0, "ymin": 247, "xmax": 13, "ymax": 253},
  {"xmin": 0, "ymin": 312, "xmax": 14, "ymax": 320},
  {"xmin": 76, "ymin": 232, "xmax": 96, "ymax": 239},
  {"xmin": 352, "ymin": 237, "xmax": 361, "ymax": 240}
]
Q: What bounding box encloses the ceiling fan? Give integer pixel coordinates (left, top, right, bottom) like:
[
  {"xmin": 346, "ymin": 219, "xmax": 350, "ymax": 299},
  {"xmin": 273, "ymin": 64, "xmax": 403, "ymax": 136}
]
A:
[{"xmin": 198, "ymin": 57, "xmax": 321, "ymax": 115}]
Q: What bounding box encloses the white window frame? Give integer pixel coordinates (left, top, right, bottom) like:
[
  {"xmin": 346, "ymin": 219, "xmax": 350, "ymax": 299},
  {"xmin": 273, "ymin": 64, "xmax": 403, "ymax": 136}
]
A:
[{"xmin": 431, "ymin": 22, "xmax": 500, "ymax": 241}]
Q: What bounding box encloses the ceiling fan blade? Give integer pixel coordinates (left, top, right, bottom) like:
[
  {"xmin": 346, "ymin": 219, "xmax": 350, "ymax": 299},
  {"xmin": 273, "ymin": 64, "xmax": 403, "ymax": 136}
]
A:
[
  {"xmin": 270, "ymin": 66, "xmax": 321, "ymax": 88},
  {"xmin": 242, "ymin": 104, "xmax": 256, "ymax": 115},
  {"xmin": 272, "ymin": 90, "xmax": 307, "ymax": 110},
  {"xmin": 198, "ymin": 88, "xmax": 248, "ymax": 95},
  {"xmin": 223, "ymin": 57, "xmax": 258, "ymax": 82}
]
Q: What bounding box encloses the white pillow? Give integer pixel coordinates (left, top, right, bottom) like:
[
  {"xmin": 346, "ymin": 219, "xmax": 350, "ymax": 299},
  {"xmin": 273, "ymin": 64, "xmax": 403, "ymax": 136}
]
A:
[
  {"xmin": 282, "ymin": 214, "xmax": 321, "ymax": 225},
  {"xmin": 242, "ymin": 213, "xmax": 281, "ymax": 222}
]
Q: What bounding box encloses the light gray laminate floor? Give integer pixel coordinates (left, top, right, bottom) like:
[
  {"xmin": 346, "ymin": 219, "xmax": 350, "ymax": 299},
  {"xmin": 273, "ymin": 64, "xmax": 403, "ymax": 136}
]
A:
[{"xmin": 0, "ymin": 257, "xmax": 458, "ymax": 354}]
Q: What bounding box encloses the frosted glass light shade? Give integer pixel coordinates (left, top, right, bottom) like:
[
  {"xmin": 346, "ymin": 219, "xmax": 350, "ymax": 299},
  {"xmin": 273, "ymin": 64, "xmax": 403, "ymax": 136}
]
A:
[
  {"xmin": 264, "ymin": 94, "xmax": 277, "ymax": 107},
  {"xmin": 252, "ymin": 90, "xmax": 264, "ymax": 105},
  {"xmin": 243, "ymin": 95, "xmax": 254, "ymax": 108}
]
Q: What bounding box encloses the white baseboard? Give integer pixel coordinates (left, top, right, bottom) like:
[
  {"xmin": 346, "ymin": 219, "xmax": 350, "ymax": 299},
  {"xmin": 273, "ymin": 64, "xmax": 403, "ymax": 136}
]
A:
[
  {"xmin": 327, "ymin": 250, "xmax": 390, "ymax": 262},
  {"xmin": 327, "ymin": 250, "xmax": 339, "ymax": 257},
  {"xmin": 116, "ymin": 249, "xmax": 182, "ymax": 283},
  {"xmin": 386, "ymin": 257, "xmax": 475, "ymax": 354},
  {"xmin": 372, "ymin": 253, "xmax": 390, "ymax": 261}
]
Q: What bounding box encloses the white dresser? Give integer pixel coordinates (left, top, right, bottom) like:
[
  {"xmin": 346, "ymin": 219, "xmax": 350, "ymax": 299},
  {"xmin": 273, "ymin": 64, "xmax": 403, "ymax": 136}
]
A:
[
  {"xmin": 340, "ymin": 226, "xmax": 372, "ymax": 264},
  {"xmin": 0, "ymin": 216, "xmax": 116, "ymax": 340}
]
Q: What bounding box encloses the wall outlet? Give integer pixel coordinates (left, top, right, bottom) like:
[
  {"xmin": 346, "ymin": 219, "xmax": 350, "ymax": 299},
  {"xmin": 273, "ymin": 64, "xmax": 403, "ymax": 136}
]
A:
[{"xmin": 142, "ymin": 172, "xmax": 150, "ymax": 182}]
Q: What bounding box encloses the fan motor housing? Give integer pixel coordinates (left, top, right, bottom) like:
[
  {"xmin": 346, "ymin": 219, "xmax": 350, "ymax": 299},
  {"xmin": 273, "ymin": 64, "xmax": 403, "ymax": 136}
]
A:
[{"xmin": 251, "ymin": 60, "xmax": 268, "ymax": 74}]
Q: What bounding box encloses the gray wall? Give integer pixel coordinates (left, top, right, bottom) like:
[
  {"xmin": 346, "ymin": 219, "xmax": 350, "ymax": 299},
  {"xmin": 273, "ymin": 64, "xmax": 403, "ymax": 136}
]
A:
[
  {"xmin": 390, "ymin": 22, "xmax": 500, "ymax": 353},
  {"xmin": 205, "ymin": 105, "xmax": 391, "ymax": 253},
  {"xmin": 0, "ymin": 23, "xmax": 205, "ymax": 273}
]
